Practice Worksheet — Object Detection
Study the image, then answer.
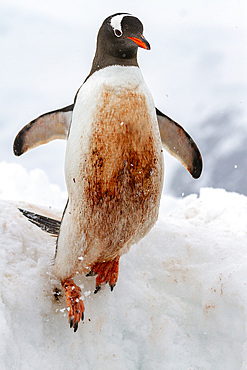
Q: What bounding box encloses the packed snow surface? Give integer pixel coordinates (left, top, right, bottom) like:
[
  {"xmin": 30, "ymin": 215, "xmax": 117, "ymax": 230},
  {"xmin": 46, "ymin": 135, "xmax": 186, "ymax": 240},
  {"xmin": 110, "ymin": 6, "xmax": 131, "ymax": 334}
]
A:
[{"xmin": 0, "ymin": 162, "xmax": 247, "ymax": 369}]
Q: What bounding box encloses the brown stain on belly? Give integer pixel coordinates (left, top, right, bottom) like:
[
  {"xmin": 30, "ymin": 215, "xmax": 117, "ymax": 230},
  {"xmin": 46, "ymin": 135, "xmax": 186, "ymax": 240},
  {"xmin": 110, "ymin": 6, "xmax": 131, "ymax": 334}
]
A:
[{"xmin": 73, "ymin": 87, "xmax": 163, "ymax": 265}]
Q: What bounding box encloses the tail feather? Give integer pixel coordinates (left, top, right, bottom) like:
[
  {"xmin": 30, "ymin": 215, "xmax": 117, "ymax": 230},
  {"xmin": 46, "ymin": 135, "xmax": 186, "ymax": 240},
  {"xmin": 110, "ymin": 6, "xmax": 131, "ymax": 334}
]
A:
[{"xmin": 18, "ymin": 208, "xmax": 61, "ymax": 236}]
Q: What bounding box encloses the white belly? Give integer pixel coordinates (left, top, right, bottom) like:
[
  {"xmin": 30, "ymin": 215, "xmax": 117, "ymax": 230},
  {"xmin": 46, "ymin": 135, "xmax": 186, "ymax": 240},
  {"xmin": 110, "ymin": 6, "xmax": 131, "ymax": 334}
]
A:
[{"xmin": 55, "ymin": 66, "xmax": 164, "ymax": 280}]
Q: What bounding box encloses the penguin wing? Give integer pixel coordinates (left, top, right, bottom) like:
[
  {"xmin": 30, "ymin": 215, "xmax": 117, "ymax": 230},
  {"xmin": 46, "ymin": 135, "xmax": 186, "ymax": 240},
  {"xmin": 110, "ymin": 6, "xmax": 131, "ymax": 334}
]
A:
[
  {"xmin": 13, "ymin": 103, "xmax": 202, "ymax": 178},
  {"xmin": 156, "ymin": 108, "xmax": 202, "ymax": 179},
  {"xmin": 13, "ymin": 104, "xmax": 74, "ymax": 156}
]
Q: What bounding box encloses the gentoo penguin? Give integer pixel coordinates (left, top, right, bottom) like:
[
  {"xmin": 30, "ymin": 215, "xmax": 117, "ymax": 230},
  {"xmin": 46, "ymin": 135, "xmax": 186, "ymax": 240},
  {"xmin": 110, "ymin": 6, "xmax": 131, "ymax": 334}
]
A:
[{"xmin": 13, "ymin": 13, "xmax": 202, "ymax": 332}]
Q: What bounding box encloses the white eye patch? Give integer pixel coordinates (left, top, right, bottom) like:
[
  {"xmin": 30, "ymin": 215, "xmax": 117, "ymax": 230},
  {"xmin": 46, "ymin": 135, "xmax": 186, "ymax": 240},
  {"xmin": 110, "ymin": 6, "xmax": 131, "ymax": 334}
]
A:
[{"xmin": 110, "ymin": 13, "xmax": 132, "ymax": 36}]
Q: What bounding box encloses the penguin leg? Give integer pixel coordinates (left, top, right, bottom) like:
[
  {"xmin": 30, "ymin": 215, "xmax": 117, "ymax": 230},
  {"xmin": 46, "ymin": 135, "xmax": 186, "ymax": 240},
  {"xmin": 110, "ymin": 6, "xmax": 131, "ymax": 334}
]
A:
[
  {"xmin": 61, "ymin": 278, "xmax": 85, "ymax": 332},
  {"xmin": 87, "ymin": 257, "xmax": 120, "ymax": 294}
]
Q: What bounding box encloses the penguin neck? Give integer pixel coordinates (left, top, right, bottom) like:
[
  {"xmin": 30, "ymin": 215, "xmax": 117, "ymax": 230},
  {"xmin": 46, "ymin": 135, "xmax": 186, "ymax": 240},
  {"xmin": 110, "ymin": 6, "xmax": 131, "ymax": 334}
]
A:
[{"xmin": 85, "ymin": 49, "xmax": 139, "ymax": 81}]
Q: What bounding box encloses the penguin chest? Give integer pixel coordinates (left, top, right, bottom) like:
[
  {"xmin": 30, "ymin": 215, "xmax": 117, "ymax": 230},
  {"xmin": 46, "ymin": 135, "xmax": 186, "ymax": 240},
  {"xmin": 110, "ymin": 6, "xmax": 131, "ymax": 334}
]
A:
[
  {"xmin": 85, "ymin": 87, "xmax": 162, "ymax": 212},
  {"xmin": 65, "ymin": 70, "xmax": 163, "ymax": 262}
]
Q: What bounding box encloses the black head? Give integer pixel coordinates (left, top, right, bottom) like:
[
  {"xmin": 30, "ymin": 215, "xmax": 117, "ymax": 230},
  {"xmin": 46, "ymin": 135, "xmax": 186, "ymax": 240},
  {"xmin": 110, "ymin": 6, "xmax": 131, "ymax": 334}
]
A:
[
  {"xmin": 88, "ymin": 13, "xmax": 150, "ymax": 78},
  {"xmin": 103, "ymin": 13, "xmax": 150, "ymax": 56}
]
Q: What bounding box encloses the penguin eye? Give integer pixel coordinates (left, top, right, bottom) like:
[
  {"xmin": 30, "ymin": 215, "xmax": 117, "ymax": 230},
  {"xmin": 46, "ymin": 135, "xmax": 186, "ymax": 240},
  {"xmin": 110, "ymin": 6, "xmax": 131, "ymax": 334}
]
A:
[{"xmin": 114, "ymin": 29, "xmax": 122, "ymax": 37}]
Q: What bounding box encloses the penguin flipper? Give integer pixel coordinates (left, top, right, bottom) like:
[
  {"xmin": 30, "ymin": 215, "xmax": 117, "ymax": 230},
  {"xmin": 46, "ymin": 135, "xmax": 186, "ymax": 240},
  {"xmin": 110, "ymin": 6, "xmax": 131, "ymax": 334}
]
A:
[
  {"xmin": 156, "ymin": 108, "xmax": 202, "ymax": 179},
  {"xmin": 13, "ymin": 104, "xmax": 74, "ymax": 156}
]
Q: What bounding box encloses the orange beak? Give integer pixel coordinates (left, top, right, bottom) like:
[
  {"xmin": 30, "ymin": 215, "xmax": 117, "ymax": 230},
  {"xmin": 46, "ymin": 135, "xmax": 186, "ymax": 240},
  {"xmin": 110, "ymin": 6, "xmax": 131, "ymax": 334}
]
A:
[{"xmin": 128, "ymin": 35, "xmax": 151, "ymax": 50}]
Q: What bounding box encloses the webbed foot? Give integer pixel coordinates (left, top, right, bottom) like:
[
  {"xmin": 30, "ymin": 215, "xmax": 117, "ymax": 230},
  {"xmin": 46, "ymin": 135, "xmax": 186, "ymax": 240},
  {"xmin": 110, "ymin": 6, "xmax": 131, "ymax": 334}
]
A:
[
  {"xmin": 62, "ymin": 278, "xmax": 85, "ymax": 332},
  {"xmin": 87, "ymin": 257, "xmax": 120, "ymax": 294}
]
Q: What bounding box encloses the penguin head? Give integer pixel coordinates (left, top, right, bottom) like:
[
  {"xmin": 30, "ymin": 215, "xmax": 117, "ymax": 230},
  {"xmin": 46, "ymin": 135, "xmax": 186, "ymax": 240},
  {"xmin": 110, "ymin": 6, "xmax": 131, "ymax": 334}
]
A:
[
  {"xmin": 87, "ymin": 13, "xmax": 150, "ymax": 79},
  {"xmin": 97, "ymin": 13, "xmax": 150, "ymax": 60}
]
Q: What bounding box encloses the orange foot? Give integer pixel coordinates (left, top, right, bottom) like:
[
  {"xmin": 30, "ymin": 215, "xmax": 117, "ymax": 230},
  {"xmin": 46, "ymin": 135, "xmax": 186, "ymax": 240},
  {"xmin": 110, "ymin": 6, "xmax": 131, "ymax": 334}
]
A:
[
  {"xmin": 86, "ymin": 257, "xmax": 120, "ymax": 294},
  {"xmin": 62, "ymin": 278, "xmax": 85, "ymax": 332}
]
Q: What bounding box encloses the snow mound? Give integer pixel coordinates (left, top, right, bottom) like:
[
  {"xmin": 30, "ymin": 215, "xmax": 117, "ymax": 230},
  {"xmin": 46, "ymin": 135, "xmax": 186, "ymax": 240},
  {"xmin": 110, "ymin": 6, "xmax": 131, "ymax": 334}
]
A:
[
  {"xmin": 0, "ymin": 165, "xmax": 247, "ymax": 369},
  {"xmin": 0, "ymin": 161, "xmax": 67, "ymax": 209}
]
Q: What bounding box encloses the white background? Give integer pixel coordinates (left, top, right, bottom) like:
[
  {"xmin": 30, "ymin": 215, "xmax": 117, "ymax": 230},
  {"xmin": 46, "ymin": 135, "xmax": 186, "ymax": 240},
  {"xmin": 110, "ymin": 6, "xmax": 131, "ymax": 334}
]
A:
[{"xmin": 1, "ymin": 0, "xmax": 246, "ymax": 192}]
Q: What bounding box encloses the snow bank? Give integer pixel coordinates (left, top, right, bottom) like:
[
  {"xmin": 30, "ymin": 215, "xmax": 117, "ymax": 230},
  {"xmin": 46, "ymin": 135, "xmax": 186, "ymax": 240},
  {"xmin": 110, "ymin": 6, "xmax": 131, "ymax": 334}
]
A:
[{"xmin": 0, "ymin": 163, "xmax": 247, "ymax": 369}]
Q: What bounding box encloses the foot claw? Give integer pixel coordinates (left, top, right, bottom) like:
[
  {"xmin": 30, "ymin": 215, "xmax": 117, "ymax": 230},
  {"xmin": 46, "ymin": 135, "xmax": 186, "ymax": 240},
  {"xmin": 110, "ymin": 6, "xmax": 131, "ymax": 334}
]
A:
[
  {"xmin": 110, "ymin": 284, "xmax": 115, "ymax": 291},
  {"xmin": 86, "ymin": 271, "xmax": 96, "ymax": 277},
  {"xmin": 73, "ymin": 322, "xmax": 78, "ymax": 332},
  {"xmin": 94, "ymin": 285, "xmax": 101, "ymax": 294}
]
